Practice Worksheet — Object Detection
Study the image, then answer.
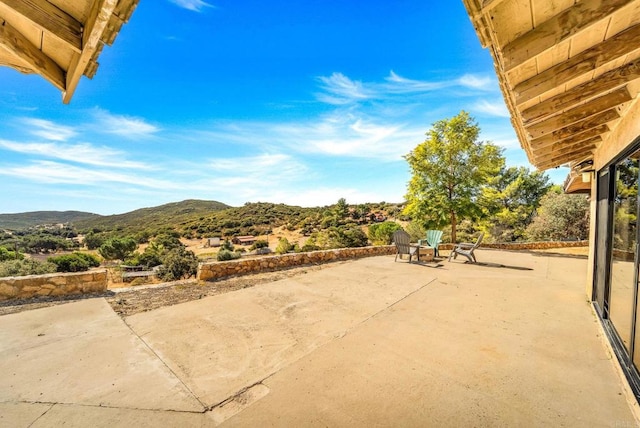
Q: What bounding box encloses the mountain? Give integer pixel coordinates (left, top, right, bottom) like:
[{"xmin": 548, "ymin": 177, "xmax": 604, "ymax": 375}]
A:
[
  {"xmin": 0, "ymin": 211, "xmax": 100, "ymax": 230},
  {"xmin": 74, "ymin": 199, "xmax": 231, "ymax": 235}
]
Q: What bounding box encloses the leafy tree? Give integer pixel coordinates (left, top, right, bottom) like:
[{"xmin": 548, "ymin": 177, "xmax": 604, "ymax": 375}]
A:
[
  {"xmin": 479, "ymin": 166, "xmax": 551, "ymax": 241},
  {"xmin": 368, "ymin": 221, "xmax": 403, "ymax": 245},
  {"xmin": 83, "ymin": 231, "xmax": 103, "ymax": 250},
  {"xmin": 306, "ymin": 226, "xmax": 368, "ymax": 250},
  {"xmin": 48, "ymin": 252, "xmax": 101, "ymax": 273},
  {"xmin": 404, "ymin": 111, "xmax": 504, "ymax": 243},
  {"xmin": 0, "ymin": 259, "xmax": 57, "ymax": 277},
  {"xmin": 404, "ymin": 222, "xmax": 426, "ymax": 243},
  {"xmin": 98, "ymin": 237, "xmax": 137, "ymax": 261},
  {"xmin": 526, "ymin": 189, "xmax": 589, "ymax": 241},
  {"xmin": 157, "ymin": 247, "xmax": 199, "ymax": 281},
  {"xmin": 217, "ymin": 249, "xmax": 241, "ymax": 261}
]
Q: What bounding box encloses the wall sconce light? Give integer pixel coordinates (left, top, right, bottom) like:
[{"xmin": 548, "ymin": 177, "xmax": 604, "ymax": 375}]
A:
[{"xmin": 581, "ymin": 171, "xmax": 592, "ymax": 182}]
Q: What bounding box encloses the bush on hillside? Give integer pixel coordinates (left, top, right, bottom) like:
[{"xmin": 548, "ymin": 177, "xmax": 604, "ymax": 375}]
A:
[
  {"xmin": 157, "ymin": 247, "xmax": 199, "ymax": 281},
  {"xmin": 48, "ymin": 252, "xmax": 101, "ymax": 272},
  {"xmin": 217, "ymin": 249, "xmax": 241, "ymax": 261},
  {"xmin": 0, "ymin": 259, "xmax": 57, "ymax": 278}
]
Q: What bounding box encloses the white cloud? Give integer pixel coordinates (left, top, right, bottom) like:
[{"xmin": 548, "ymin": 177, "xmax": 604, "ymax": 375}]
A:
[
  {"xmin": 168, "ymin": 0, "xmax": 213, "ymax": 12},
  {"xmin": 0, "ymin": 140, "xmax": 152, "ymax": 169},
  {"xmin": 92, "ymin": 109, "xmax": 159, "ymax": 138},
  {"xmin": 473, "ymin": 99, "xmax": 510, "ymax": 118},
  {"xmin": 0, "ymin": 160, "xmax": 178, "ymax": 189},
  {"xmin": 316, "ymin": 73, "xmax": 373, "ymax": 105},
  {"xmin": 384, "ymin": 71, "xmax": 449, "ymax": 93},
  {"xmin": 458, "ymin": 74, "xmax": 494, "ymax": 90},
  {"xmin": 21, "ymin": 118, "xmax": 77, "ymax": 141}
]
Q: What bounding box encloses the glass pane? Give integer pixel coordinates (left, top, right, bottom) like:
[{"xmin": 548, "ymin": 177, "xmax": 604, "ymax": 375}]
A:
[{"xmin": 609, "ymin": 155, "xmax": 639, "ymax": 353}]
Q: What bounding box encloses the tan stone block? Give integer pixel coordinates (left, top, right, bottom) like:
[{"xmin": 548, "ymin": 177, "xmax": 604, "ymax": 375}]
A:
[{"xmin": 0, "ymin": 283, "xmax": 18, "ymax": 298}]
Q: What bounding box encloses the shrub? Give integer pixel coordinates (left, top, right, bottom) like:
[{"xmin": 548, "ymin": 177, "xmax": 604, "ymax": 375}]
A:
[
  {"xmin": 275, "ymin": 238, "xmax": 293, "ymax": 254},
  {"xmin": 249, "ymin": 240, "xmax": 269, "ymax": 250},
  {"xmin": 368, "ymin": 221, "xmax": 403, "ymax": 245},
  {"xmin": 0, "ymin": 246, "xmax": 23, "ymax": 261},
  {"xmin": 157, "ymin": 248, "xmax": 199, "ymax": 281},
  {"xmin": 98, "ymin": 237, "xmax": 138, "ymax": 261},
  {"xmin": 0, "ymin": 259, "xmax": 57, "ymax": 277},
  {"xmin": 217, "ymin": 249, "xmax": 241, "ymax": 261},
  {"xmin": 48, "ymin": 252, "xmax": 101, "ymax": 273}
]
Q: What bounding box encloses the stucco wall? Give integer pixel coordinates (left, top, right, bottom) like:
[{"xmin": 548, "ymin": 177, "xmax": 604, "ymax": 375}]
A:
[{"xmin": 0, "ymin": 270, "xmax": 108, "ymax": 301}]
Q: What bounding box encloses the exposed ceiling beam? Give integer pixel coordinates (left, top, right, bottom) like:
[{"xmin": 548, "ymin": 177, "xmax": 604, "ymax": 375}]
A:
[
  {"xmin": 524, "ymin": 88, "xmax": 632, "ymax": 138},
  {"xmin": 533, "ymin": 136, "xmax": 602, "ymax": 162},
  {"xmin": 514, "ymin": 23, "xmax": 640, "ymax": 105},
  {"xmin": 527, "ymin": 108, "xmax": 619, "ymax": 142},
  {"xmin": 63, "ymin": 0, "xmax": 117, "ymax": 104},
  {"xmin": 521, "ymin": 58, "xmax": 640, "ymax": 123},
  {"xmin": 0, "ymin": 0, "xmax": 82, "ymax": 52},
  {"xmin": 502, "ymin": 0, "xmax": 632, "ymax": 72},
  {"xmin": 530, "ymin": 125, "xmax": 609, "ymax": 154},
  {"xmin": 0, "ymin": 18, "xmax": 65, "ymax": 90},
  {"xmin": 537, "ymin": 147, "xmax": 597, "ymax": 170}
]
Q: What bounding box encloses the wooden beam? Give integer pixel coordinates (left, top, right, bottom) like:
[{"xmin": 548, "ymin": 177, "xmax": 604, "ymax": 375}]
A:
[
  {"xmin": 526, "ymin": 108, "xmax": 618, "ymax": 147},
  {"xmin": 0, "ymin": 0, "xmax": 81, "ymax": 52},
  {"xmin": 533, "ymin": 136, "xmax": 602, "ymax": 163},
  {"xmin": 537, "ymin": 147, "xmax": 597, "ymax": 170},
  {"xmin": 502, "ymin": 0, "xmax": 632, "ymax": 72},
  {"xmin": 524, "ymin": 88, "xmax": 632, "ymax": 138},
  {"xmin": 63, "ymin": 0, "xmax": 118, "ymax": 104},
  {"xmin": 530, "ymin": 125, "xmax": 609, "ymax": 153},
  {"xmin": 521, "ymin": 58, "xmax": 640, "ymax": 122},
  {"xmin": 514, "ymin": 22, "xmax": 640, "ymax": 104},
  {"xmin": 0, "ymin": 18, "xmax": 65, "ymax": 90}
]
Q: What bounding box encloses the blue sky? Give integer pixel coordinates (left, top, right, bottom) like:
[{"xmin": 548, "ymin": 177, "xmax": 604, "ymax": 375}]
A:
[{"xmin": 0, "ymin": 0, "xmax": 568, "ymax": 215}]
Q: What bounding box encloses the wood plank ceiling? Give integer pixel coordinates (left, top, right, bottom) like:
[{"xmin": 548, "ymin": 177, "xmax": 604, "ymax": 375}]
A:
[
  {"xmin": 462, "ymin": 0, "xmax": 640, "ymax": 187},
  {"xmin": 0, "ymin": 0, "xmax": 139, "ymax": 103}
]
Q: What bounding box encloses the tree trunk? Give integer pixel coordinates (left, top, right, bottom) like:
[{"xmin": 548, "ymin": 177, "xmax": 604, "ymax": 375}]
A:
[{"xmin": 450, "ymin": 211, "xmax": 457, "ymax": 243}]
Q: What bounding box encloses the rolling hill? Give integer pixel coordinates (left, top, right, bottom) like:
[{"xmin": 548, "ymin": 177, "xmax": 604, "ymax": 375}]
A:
[{"xmin": 0, "ymin": 211, "xmax": 100, "ymax": 230}]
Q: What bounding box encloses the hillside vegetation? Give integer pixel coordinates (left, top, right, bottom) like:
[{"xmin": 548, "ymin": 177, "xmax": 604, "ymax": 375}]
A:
[{"xmin": 0, "ymin": 211, "xmax": 100, "ymax": 230}]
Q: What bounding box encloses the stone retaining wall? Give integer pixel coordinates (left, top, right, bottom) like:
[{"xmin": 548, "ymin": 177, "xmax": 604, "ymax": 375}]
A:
[
  {"xmin": 0, "ymin": 270, "xmax": 108, "ymax": 301},
  {"xmin": 198, "ymin": 245, "xmax": 396, "ymax": 281},
  {"xmin": 198, "ymin": 240, "xmax": 589, "ymax": 282}
]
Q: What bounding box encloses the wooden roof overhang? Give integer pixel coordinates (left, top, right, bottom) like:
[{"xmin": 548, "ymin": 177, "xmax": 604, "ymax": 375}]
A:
[
  {"xmin": 462, "ymin": 0, "xmax": 640, "ymax": 187},
  {"xmin": 0, "ymin": 0, "xmax": 139, "ymax": 103}
]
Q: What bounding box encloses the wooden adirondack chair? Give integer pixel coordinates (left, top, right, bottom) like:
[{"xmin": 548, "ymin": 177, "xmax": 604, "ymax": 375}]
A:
[
  {"xmin": 419, "ymin": 230, "xmax": 443, "ymax": 257},
  {"xmin": 392, "ymin": 230, "xmax": 420, "ymax": 262},
  {"xmin": 448, "ymin": 232, "xmax": 484, "ymax": 263}
]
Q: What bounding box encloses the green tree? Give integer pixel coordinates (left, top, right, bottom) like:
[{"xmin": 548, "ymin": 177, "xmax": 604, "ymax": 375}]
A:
[
  {"xmin": 0, "ymin": 246, "xmax": 23, "ymax": 261},
  {"xmin": 98, "ymin": 237, "xmax": 137, "ymax": 261},
  {"xmin": 83, "ymin": 231, "xmax": 103, "ymax": 250},
  {"xmin": 276, "ymin": 237, "xmax": 293, "ymax": 254},
  {"xmin": 525, "ymin": 189, "xmax": 589, "ymax": 241},
  {"xmin": 368, "ymin": 221, "xmax": 403, "ymax": 245},
  {"xmin": 404, "ymin": 111, "xmax": 504, "ymax": 243},
  {"xmin": 0, "ymin": 259, "xmax": 57, "ymax": 277},
  {"xmin": 157, "ymin": 247, "xmax": 199, "ymax": 281},
  {"xmin": 479, "ymin": 166, "xmax": 551, "ymax": 241}
]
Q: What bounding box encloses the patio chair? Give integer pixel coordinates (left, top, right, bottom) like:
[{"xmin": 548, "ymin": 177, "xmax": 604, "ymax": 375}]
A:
[
  {"xmin": 419, "ymin": 230, "xmax": 443, "ymax": 257},
  {"xmin": 392, "ymin": 230, "xmax": 419, "ymax": 262},
  {"xmin": 448, "ymin": 232, "xmax": 484, "ymax": 263}
]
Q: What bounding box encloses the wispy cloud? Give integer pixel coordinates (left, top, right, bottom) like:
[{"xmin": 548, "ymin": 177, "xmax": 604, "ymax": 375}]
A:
[
  {"xmin": 168, "ymin": 0, "xmax": 213, "ymax": 12},
  {"xmin": 316, "ymin": 73, "xmax": 373, "ymax": 105},
  {"xmin": 458, "ymin": 74, "xmax": 494, "ymax": 90},
  {"xmin": 473, "ymin": 99, "xmax": 510, "ymax": 117},
  {"xmin": 21, "ymin": 118, "xmax": 77, "ymax": 141},
  {"xmin": 0, "ymin": 161, "xmax": 178, "ymax": 189},
  {"xmin": 92, "ymin": 109, "xmax": 159, "ymax": 138},
  {"xmin": 0, "ymin": 140, "xmax": 152, "ymax": 169}
]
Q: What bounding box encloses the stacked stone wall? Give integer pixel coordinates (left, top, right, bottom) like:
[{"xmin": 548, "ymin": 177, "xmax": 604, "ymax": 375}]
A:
[
  {"xmin": 198, "ymin": 246, "xmax": 395, "ymax": 281},
  {"xmin": 0, "ymin": 270, "xmax": 108, "ymax": 301}
]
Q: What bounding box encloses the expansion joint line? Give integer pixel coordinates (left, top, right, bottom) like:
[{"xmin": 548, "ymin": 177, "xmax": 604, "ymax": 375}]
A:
[{"xmin": 120, "ymin": 317, "xmax": 208, "ymax": 412}]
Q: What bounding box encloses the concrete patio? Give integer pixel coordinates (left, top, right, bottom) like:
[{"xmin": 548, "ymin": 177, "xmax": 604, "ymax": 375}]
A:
[{"xmin": 0, "ymin": 249, "xmax": 638, "ymax": 427}]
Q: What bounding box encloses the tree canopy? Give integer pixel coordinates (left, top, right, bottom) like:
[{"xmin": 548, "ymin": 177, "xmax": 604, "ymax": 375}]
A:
[{"xmin": 404, "ymin": 111, "xmax": 504, "ymax": 242}]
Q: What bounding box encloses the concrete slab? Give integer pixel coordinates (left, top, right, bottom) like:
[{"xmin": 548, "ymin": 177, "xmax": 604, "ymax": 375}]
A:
[
  {"xmin": 0, "ymin": 299, "xmax": 204, "ymax": 413},
  {"xmin": 222, "ymin": 253, "xmax": 638, "ymax": 427},
  {"xmin": 29, "ymin": 404, "xmax": 209, "ymax": 428},
  {"xmin": 0, "ymin": 402, "xmax": 52, "ymax": 428},
  {"xmin": 126, "ymin": 257, "xmax": 438, "ymax": 407}
]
